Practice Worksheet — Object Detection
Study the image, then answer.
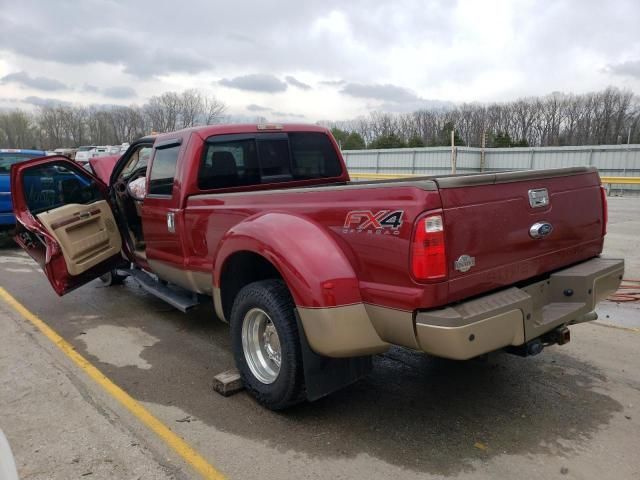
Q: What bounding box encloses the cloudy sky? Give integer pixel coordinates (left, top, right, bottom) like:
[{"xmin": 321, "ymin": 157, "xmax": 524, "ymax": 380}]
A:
[{"xmin": 1, "ymin": 0, "xmax": 639, "ymax": 121}]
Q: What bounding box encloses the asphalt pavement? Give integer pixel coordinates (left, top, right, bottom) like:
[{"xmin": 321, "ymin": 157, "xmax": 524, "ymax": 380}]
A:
[{"xmin": 0, "ymin": 197, "xmax": 638, "ymax": 480}]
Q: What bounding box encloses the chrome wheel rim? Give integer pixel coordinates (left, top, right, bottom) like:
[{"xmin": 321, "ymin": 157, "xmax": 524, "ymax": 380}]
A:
[{"xmin": 241, "ymin": 308, "xmax": 281, "ymax": 384}]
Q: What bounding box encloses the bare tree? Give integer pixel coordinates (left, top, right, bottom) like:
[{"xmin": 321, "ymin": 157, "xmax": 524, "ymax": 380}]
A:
[
  {"xmin": 2, "ymin": 87, "xmax": 640, "ymax": 150},
  {"xmin": 203, "ymin": 94, "xmax": 226, "ymax": 125}
]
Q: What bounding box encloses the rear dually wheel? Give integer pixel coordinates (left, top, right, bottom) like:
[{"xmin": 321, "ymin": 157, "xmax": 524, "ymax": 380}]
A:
[{"xmin": 230, "ymin": 279, "xmax": 305, "ymax": 410}]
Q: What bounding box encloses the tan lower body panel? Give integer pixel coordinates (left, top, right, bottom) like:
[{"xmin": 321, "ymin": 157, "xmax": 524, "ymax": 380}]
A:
[
  {"xmin": 298, "ymin": 257, "xmax": 623, "ymax": 360},
  {"xmin": 147, "ymin": 260, "xmax": 212, "ymax": 295},
  {"xmin": 297, "ymin": 304, "xmax": 390, "ymax": 357},
  {"xmin": 37, "ymin": 200, "xmax": 121, "ymax": 276},
  {"xmin": 365, "ymin": 303, "xmax": 419, "ymax": 350},
  {"xmin": 213, "ymin": 287, "xmax": 226, "ymax": 323}
]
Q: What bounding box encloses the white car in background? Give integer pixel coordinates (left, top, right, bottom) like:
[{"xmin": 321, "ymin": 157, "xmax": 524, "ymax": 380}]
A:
[
  {"xmin": 90, "ymin": 146, "xmax": 110, "ymax": 157},
  {"xmin": 74, "ymin": 145, "xmax": 97, "ymax": 167}
]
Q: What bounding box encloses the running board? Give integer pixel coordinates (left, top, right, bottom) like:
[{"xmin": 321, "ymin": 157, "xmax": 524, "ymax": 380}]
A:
[{"xmin": 124, "ymin": 268, "xmax": 201, "ymax": 312}]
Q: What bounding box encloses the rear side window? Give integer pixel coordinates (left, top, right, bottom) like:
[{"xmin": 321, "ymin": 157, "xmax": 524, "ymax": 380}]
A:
[
  {"xmin": 289, "ymin": 132, "xmax": 342, "ymax": 178},
  {"xmin": 198, "ymin": 132, "xmax": 342, "ymax": 190},
  {"xmin": 149, "ymin": 144, "xmax": 180, "ymax": 195},
  {"xmin": 199, "ymin": 140, "xmax": 260, "ymax": 189}
]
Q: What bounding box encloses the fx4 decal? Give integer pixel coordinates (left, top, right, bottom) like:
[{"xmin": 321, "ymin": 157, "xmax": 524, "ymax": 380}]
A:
[{"xmin": 343, "ymin": 210, "xmax": 404, "ymax": 235}]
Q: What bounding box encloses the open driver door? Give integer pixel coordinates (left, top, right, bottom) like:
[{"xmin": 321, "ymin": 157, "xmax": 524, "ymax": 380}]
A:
[{"xmin": 11, "ymin": 156, "xmax": 124, "ymax": 295}]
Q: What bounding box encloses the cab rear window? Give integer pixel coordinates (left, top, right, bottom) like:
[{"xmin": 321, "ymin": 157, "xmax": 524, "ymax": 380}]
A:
[{"xmin": 198, "ymin": 132, "xmax": 342, "ymax": 190}]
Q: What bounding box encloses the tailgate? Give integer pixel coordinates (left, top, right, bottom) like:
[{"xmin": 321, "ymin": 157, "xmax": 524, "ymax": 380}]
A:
[{"xmin": 436, "ymin": 167, "xmax": 605, "ymax": 304}]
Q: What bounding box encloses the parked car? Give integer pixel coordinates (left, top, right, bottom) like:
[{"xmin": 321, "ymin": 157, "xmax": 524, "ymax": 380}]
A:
[
  {"xmin": 90, "ymin": 146, "xmax": 111, "ymax": 157},
  {"xmin": 53, "ymin": 148, "xmax": 77, "ymax": 159},
  {"xmin": 0, "ymin": 148, "xmax": 46, "ymax": 235},
  {"xmin": 73, "ymin": 145, "xmax": 97, "ymax": 168},
  {"xmin": 10, "ymin": 124, "xmax": 623, "ymax": 410}
]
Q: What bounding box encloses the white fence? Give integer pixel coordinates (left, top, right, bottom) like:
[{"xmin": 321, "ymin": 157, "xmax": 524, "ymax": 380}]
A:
[{"xmin": 343, "ymin": 144, "xmax": 640, "ymax": 194}]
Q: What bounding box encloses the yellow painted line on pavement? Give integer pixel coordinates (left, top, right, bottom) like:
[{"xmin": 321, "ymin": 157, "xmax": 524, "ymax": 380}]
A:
[
  {"xmin": 593, "ymin": 321, "xmax": 640, "ymax": 334},
  {"xmin": 0, "ymin": 287, "xmax": 226, "ymax": 480}
]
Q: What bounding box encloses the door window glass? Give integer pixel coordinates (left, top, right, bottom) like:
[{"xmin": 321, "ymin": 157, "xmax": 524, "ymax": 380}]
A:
[
  {"xmin": 149, "ymin": 145, "xmax": 180, "ymax": 195},
  {"xmin": 22, "ymin": 163, "xmax": 101, "ymax": 214},
  {"xmin": 122, "ymin": 146, "xmax": 153, "ymax": 177}
]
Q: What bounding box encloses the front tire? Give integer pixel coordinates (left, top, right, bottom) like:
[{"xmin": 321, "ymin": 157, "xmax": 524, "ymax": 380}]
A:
[
  {"xmin": 99, "ymin": 269, "xmax": 126, "ymax": 286},
  {"xmin": 230, "ymin": 279, "xmax": 305, "ymax": 410}
]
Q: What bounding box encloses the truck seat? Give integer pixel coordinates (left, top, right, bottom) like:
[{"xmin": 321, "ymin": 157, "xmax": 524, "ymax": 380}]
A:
[{"xmin": 202, "ymin": 151, "xmax": 239, "ymax": 188}]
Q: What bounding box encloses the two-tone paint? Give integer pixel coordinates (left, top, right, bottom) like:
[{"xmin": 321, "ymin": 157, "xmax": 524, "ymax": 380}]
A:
[{"xmin": 10, "ymin": 125, "xmax": 621, "ymax": 360}]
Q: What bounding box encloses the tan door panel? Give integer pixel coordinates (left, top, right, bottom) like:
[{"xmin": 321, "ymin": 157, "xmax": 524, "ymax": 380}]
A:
[{"xmin": 37, "ymin": 200, "xmax": 122, "ymax": 276}]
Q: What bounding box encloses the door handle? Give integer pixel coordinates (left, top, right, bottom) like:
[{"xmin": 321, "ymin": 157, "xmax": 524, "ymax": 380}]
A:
[{"xmin": 167, "ymin": 212, "xmax": 176, "ymax": 233}]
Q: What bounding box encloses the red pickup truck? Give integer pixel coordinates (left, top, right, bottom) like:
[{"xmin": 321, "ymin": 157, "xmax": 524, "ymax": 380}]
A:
[{"xmin": 11, "ymin": 124, "xmax": 624, "ymax": 410}]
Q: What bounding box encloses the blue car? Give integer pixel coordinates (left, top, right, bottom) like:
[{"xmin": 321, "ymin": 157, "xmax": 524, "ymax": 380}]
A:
[{"xmin": 0, "ymin": 149, "xmax": 46, "ymax": 233}]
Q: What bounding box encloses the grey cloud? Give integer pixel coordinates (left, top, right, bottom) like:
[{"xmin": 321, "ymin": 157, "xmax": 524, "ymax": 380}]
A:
[
  {"xmin": 1, "ymin": 0, "xmax": 639, "ymax": 111},
  {"xmin": 341, "ymin": 82, "xmax": 454, "ymax": 112},
  {"xmin": 1, "ymin": 71, "xmax": 68, "ymax": 91},
  {"xmin": 123, "ymin": 49, "xmax": 210, "ymax": 77},
  {"xmin": 247, "ymin": 104, "xmax": 272, "ymax": 112},
  {"xmin": 1, "ymin": 1, "xmax": 425, "ymax": 80},
  {"xmin": 0, "ymin": 18, "xmax": 210, "ymax": 78},
  {"xmin": 375, "ymin": 100, "xmax": 454, "ymax": 113},
  {"xmin": 272, "ymin": 111, "xmax": 305, "ymax": 118},
  {"xmin": 219, "ymin": 74, "xmax": 287, "ymax": 93},
  {"xmin": 0, "ymin": 2, "xmax": 450, "ymax": 84},
  {"xmin": 102, "ymin": 86, "xmax": 137, "ymax": 98},
  {"xmin": 285, "ymin": 76, "xmax": 311, "ymax": 90},
  {"xmin": 226, "ymin": 32, "xmax": 255, "ymax": 44},
  {"xmin": 320, "ymin": 79, "xmax": 345, "ymax": 86},
  {"xmin": 606, "ymin": 60, "xmax": 640, "ymax": 79},
  {"xmin": 341, "ymin": 83, "xmax": 421, "ymax": 104},
  {"xmin": 82, "ymin": 83, "xmax": 100, "ymax": 93},
  {"xmin": 23, "ymin": 96, "xmax": 71, "ymax": 107}
]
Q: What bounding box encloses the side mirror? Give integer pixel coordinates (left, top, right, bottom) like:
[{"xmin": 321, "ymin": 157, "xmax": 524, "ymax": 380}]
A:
[{"xmin": 127, "ymin": 177, "xmax": 147, "ymax": 201}]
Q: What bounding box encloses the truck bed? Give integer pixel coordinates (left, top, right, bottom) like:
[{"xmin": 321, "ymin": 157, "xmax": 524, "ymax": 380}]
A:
[{"xmin": 185, "ymin": 166, "xmax": 605, "ymax": 312}]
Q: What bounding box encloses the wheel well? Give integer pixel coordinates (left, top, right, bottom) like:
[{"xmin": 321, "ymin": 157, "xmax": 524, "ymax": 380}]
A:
[{"xmin": 220, "ymin": 251, "xmax": 283, "ymax": 320}]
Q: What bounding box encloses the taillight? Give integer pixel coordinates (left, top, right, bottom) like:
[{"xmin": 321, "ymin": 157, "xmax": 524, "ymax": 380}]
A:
[
  {"xmin": 600, "ymin": 185, "xmax": 608, "ymax": 236},
  {"xmin": 411, "ymin": 214, "xmax": 447, "ymax": 281}
]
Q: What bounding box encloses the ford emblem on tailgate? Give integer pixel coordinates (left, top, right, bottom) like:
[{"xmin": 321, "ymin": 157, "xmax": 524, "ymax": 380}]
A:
[{"xmin": 529, "ymin": 221, "xmax": 553, "ymax": 239}]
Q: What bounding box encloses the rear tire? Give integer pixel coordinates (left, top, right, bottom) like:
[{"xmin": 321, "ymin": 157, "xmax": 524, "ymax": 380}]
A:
[
  {"xmin": 230, "ymin": 279, "xmax": 305, "ymax": 410},
  {"xmin": 99, "ymin": 269, "xmax": 126, "ymax": 286}
]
